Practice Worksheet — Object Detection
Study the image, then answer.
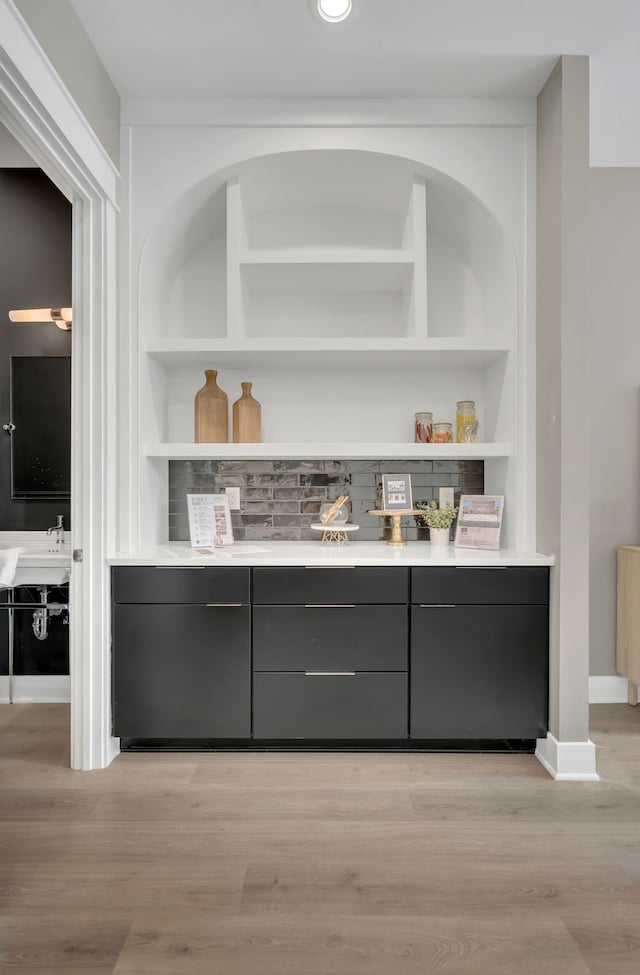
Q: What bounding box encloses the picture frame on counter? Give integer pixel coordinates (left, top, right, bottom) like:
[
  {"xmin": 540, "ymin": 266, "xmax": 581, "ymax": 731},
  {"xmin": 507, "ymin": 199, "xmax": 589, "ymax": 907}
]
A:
[
  {"xmin": 186, "ymin": 493, "xmax": 217, "ymax": 550},
  {"xmin": 381, "ymin": 473, "xmax": 413, "ymax": 512},
  {"xmin": 211, "ymin": 493, "xmax": 235, "ymax": 546},
  {"xmin": 454, "ymin": 495, "xmax": 504, "ymax": 551},
  {"xmin": 186, "ymin": 493, "xmax": 235, "ymax": 548}
]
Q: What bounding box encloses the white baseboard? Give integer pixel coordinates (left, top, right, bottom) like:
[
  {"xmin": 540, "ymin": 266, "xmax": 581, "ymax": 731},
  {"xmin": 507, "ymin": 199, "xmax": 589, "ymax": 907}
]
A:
[
  {"xmin": 589, "ymin": 675, "xmax": 629, "ymax": 703},
  {"xmin": 11, "ymin": 675, "xmax": 70, "ymax": 703},
  {"xmin": 0, "ymin": 675, "xmax": 10, "ymax": 703},
  {"xmin": 536, "ymin": 733, "xmax": 599, "ymax": 781}
]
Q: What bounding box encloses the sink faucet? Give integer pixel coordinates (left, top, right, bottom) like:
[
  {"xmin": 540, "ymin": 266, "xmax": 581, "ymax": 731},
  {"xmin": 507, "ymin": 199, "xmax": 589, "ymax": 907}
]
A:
[{"xmin": 47, "ymin": 514, "xmax": 65, "ymax": 545}]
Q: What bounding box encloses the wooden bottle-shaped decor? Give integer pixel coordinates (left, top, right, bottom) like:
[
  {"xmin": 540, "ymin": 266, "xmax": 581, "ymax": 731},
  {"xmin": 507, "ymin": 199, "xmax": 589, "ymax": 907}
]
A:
[
  {"xmin": 194, "ymin": 369, "xmax": 228, "ymax": 443},
  {"xmin": 232, "ymin": 382, "xmax": 262, "ymax": 443}
]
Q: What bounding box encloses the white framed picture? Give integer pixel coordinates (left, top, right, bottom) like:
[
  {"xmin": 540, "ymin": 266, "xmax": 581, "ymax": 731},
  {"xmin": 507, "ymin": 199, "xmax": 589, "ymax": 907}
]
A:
[{"xmin": 454, "ymin": 495, "xmax": 504, "ymax": 550}]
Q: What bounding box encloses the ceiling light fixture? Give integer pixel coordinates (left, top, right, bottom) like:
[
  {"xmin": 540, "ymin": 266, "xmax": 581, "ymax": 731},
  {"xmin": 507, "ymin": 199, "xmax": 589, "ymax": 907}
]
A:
[
  {"xmin": 317, "ymin": 0, "xmax": 352, "ymax": 23},
  {"xmin": 8, "ymin": 307, "xmax": 73, "ymax": 331}
]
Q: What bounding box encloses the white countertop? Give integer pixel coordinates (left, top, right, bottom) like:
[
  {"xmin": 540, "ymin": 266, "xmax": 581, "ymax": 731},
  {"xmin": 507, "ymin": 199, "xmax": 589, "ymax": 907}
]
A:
[{"xmin": 108, "ymin": 541, "xmax": 555, "ymax": 567}]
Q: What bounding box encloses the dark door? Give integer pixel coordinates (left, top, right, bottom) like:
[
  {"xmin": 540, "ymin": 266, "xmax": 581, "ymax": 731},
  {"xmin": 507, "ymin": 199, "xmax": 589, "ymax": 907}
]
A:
[
  {"xmin": 410, "ymin": 604, "xmax": 548, "ymax": 739},
  {"xmin": 113, "ymin": 603, "xmax": 250, "ymax": 738},
  {"xmin": 0, "ymin": 590, "xmax": 8, "ymax": 677}
]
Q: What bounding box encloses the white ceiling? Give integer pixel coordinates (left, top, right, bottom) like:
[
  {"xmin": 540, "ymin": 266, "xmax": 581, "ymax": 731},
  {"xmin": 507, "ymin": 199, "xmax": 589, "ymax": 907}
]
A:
[{"xmin": 69, "ymin": 0, "xmax": 637, "ymax": 100}]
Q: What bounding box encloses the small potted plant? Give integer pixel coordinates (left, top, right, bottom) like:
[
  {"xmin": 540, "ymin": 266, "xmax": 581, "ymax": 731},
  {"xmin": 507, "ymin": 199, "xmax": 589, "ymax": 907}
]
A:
[{"xmin": 414, "ymin": 501, "xmax": 458, "ymax": 546}]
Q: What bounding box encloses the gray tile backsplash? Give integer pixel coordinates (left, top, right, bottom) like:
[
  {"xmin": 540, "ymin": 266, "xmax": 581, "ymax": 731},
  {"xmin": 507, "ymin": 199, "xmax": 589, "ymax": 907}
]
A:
[{"xmin": 169, "ymin": 459, "xmax": 484, "ymax": 542}]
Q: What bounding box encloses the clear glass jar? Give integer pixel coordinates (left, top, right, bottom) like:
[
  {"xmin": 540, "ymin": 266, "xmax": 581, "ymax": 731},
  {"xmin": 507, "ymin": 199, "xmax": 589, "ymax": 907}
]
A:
[
  {"xmin": 414, "ymin": 411, "xmax": 433, "ymax": 443},
  {"xmin": 433, "ymin": 422, "xmax": 453, "ymax": 443},
  {"xmin": 456, "ymin": 400, "xmax": 478, "ymax": 443}
]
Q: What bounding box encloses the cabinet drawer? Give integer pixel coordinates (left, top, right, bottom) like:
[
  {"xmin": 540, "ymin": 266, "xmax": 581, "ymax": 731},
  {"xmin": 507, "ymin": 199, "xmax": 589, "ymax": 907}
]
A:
[
  {"xmin": 252, "ymin": 566, "xmax": 408, "ymax": 605},
  {"xmin": 411, "ymin": 567, "xmax": 549, "ymax": 605},
  {"xmin": 253, "ymin": 605, "xmax": 407, "ymax": 672},
  {"xmin": 253, "ymin": 672, "xmax": 407, "ymax": 739},
  {"xmin": 112, "ymin": 566, "xmax": 250, "ymax": 604}
]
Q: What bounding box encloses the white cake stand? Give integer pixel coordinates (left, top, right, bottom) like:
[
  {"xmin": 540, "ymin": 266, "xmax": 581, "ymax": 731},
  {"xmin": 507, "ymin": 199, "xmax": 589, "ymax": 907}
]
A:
[{"xmin": 311, "ymin": 523, "xmax": 360, "ymax": 545}]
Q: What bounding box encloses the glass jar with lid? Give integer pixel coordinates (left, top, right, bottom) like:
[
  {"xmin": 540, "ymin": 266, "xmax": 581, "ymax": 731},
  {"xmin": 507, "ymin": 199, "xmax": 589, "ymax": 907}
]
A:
[
  {"xmin": 414, "ymin": 412, "xmax": 433, "ymax": 443},
  {"xmin": 456, "ymin": 400, "xmax": 478, "ymax": 443},
  {"xmin": 433, "ymin": 422, "xmax": 453, "ymax": 443}
]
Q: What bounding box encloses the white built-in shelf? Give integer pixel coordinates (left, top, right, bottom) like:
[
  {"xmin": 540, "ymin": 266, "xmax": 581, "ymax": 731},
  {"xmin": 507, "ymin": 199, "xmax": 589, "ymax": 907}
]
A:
[
  {"xmin": 238, "ymin": 249, "xmax": 415, "ymax": 265},
  {"xmin": 145, "ymin": 443, "xmax": 514, "ymax": 461},
  {"xmin": 145, "ymin": 337, "xmax": 511, "ymax": 370}
]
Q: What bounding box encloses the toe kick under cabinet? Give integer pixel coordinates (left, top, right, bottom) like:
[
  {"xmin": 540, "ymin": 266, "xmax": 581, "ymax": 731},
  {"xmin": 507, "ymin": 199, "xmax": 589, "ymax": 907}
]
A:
[{"xmin": 111, "ymin": 564, "xmax": 549, "ymax": 747}]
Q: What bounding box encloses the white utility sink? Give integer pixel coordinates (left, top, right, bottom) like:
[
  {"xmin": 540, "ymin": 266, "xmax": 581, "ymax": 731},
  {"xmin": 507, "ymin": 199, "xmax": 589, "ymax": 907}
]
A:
[{"xmin": 0, "ymin": 533, "xmax": 72, "ymax": 586}]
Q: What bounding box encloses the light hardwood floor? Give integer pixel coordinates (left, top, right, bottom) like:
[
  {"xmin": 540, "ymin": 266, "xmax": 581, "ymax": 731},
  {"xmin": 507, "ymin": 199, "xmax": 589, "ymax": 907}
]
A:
[{"xmin": 1, "ymin": 703, "xmax": 639, "ymax": 973}]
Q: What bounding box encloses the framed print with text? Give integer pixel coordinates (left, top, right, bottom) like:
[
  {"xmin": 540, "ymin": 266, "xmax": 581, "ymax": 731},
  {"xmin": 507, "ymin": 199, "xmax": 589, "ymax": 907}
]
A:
[
  {"xmin": 381, "ymin": 473, "xmax": 413, "ymax": 512},
  {"xmin": 454, "ymin": 495, "xmax": 504, "ymax": 550}
]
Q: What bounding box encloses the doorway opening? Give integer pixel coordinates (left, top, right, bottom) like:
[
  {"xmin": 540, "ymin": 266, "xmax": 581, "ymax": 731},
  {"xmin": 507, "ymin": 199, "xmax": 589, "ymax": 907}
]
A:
[
  {"xmin": 0, "ymin": 144, "xmax": 72, "ymax": 710},
  {"xmin": 0, "ymin": 19, "xmax": 119, "ymax": 768}
]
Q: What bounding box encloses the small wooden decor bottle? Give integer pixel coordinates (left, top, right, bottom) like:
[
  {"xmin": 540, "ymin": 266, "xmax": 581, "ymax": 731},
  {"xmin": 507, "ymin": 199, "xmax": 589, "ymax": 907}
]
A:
[
  {"xmin": 232, "ymin": 382, "xmax": 262, "ymax": 443},
  {"xmin": 194, "ymin": 369, "xmax": 228, "ymax": 443}
]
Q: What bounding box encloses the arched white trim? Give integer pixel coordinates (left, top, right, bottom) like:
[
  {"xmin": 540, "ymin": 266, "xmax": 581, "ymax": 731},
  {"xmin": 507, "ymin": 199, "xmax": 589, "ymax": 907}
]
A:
[{"xmin": 0, "ymin": 0, "xmax": 120, "ymax": 769}]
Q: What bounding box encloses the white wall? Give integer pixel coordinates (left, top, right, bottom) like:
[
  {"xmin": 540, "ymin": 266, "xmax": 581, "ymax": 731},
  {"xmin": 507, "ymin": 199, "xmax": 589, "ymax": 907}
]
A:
[
  {"xmin": 589, "ymin": 168, "xmax": 640, "ymax": 676},
  {"xmin": 13, "ymin": 0, "xmax": 120, "ymax": 164}
]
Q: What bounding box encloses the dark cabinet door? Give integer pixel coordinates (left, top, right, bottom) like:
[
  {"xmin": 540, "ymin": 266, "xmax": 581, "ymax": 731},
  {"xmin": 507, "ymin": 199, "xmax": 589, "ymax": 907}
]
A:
[
  {"xmin": 410, "ymin": 604, "xmax": 548, "ymax": 739},
  {"xmin": 113, "ymin": 604, "xmax": 250, "ymax": 738}
]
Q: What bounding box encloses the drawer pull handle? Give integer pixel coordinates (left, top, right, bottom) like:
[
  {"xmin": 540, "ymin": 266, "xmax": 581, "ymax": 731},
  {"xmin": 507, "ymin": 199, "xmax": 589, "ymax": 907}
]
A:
[
  {"xmin": 419, "ymin": 604, "xmax": 455, "ymax": 608},
  {"xmin": 206, "ymin": 603, "xmax": 243, "ymax": 607},
  {"xmin": 304, "ymin": 671, "xmax": 356, "ymax": 677},
  {"xmin": 455, "ymin": 566, "xmax": 506, "ymax": 570},
  {"xmin": 304, "ymin": 604, "xmax": 356, "ymax": 608},
  {"xmin": 304, "ymin": 565, "xmax": 355, "ymax": 570},
  {"xmin": 154, "ymin": 565, "xmax": 206, "ymax": 570}
]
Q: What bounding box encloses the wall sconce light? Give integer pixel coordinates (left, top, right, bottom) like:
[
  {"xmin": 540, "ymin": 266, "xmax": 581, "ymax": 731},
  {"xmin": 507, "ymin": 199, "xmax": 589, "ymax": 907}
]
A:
[{"xmin": 8, "ymin": 307, "xmax": 72, "ymax": 331}]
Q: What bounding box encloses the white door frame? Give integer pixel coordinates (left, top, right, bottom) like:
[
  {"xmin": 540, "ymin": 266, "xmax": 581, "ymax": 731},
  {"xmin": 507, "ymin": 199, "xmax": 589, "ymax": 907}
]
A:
[{"xmin": 0, "ymin": 0, "xmax": 119, "ymax": 768}]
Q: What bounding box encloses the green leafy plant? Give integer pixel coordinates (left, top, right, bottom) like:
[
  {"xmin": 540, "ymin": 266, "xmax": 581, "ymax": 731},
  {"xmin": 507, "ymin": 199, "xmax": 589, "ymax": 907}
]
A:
[{"xmin": 414, "ymin": 501, "xmax": 458, "ymax": 529}]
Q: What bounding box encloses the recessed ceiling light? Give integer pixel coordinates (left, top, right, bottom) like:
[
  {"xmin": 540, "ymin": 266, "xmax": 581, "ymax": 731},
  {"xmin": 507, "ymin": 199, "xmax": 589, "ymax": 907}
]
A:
[{"xmin": 317, "ymin": 0, "xmax": 352, "ymax": 23}]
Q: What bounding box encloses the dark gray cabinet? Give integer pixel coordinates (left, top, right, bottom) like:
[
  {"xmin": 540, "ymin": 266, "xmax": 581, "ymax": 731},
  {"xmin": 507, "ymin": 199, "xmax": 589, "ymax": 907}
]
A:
[
  {"xmin": 111, "ymin": 563, "xmax": 549, "ymax": 747},
  {"xmin": 411, "ymin": 566, "xmax": 549, "ymax": 605},
  {"xmin": 112, "ymin": 566, "xmax": 249, "ymax": 604},
  {"xmin": 253, "ymin": 672, "xmax": 408, "ymax": 739},
  {"xmin": 112, "ymin": 568, "xmax": 250, "ymax": 738},
  {"xmin": 411, "ymin": 601, "xmax": 549, "ymax": 739},
  {"xmin": 253, "ymin": 605, "xmax": 408, "ymax": 672},
  {"xmin": 252, "ymin": 566, "xmax": 409, "ymax": 740},
  {"xmin": 253, "ymin": 566, "xmax": 408, "ymax": 605}
]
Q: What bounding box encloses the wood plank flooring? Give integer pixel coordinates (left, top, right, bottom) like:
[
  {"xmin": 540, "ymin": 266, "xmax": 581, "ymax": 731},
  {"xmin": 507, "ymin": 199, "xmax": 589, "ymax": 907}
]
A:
[{"xmin": 1, "ymin": 703, "xmax": 639, "ymax": 973}]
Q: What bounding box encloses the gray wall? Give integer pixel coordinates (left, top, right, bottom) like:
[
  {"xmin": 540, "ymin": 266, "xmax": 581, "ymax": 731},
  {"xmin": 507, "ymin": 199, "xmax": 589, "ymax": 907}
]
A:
[
  {"xmin": 0, "ymin": 168, "xmax": 72, "ymax": 530},
  {"xmin": 0, "ymin": 123, "xmax": 37, "ymax": 167},
  {"xmin": 14, "ymin": 0, "xmax": 120, "ymax": 165},
  {"xmin": 589, "ymin": 169, "xmax": 640, "ymax": 675},
  {"xmin": 537, "ymin": 56, "xmax": 591, "ymax": 741}
]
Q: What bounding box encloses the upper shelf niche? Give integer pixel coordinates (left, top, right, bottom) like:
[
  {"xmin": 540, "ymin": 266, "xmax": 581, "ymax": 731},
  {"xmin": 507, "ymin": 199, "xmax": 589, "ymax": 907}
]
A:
[{"xmin": 140, "ymin": 148, "xmax": 517, "ymax": 345}]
